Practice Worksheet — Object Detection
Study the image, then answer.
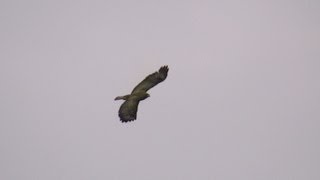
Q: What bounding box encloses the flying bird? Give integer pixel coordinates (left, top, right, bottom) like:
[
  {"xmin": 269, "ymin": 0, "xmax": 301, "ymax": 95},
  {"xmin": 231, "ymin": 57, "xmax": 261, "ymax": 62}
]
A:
[{"xmin": 115, "ymin": 65, "xmax": 169, "ymax": 123}]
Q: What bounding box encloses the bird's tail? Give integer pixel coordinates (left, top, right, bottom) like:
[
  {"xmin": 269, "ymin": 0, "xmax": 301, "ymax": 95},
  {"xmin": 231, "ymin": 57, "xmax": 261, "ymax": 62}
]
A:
[
  {"xmin": 114, "ymin": 95, "xmax": 130, "ymax": 100},
  {"xmin": 114, "ymin": 96, "xmax": 123, "ymax": 100}
]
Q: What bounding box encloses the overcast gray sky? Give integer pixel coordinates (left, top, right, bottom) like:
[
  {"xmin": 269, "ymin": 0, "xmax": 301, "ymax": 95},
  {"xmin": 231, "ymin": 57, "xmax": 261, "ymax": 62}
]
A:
[{"xmin": 1, "ymin": 0, "xmax": 320, "ymax": 179}]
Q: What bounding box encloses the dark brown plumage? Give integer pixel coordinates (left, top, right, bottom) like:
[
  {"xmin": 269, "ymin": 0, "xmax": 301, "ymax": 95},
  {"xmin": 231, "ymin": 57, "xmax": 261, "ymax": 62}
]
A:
[{"xmin": 115, "ymin": 65, "xmax": 169, "ymax": 122}]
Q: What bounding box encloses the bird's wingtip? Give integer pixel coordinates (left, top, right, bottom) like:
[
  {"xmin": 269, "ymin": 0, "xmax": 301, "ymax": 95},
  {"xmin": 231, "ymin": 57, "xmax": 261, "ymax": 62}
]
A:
[{"xmin": 160, "ymin": 65, "xmax": 169, "ymax": 72}]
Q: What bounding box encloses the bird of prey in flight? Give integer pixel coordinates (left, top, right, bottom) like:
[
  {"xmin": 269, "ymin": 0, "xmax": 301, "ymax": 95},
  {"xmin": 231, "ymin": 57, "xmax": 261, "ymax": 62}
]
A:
[{"xmin": 115, "ymin": 65, "xmax": 169, "ymax": 123}]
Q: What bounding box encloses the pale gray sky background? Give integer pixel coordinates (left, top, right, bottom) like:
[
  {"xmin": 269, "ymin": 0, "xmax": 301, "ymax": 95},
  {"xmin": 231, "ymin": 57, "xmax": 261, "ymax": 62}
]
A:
[{"xmin": 1, "ymin": 0, "xmax": 320, "ymax": 179}]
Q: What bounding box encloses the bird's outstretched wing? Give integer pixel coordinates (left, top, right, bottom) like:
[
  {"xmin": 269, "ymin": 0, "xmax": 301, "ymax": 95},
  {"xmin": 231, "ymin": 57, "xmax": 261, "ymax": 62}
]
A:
[
  {"xmin": 118, "ymin": 98, "xmax": 140, "ymax": 122},
  {"xmin": 131, "ymin": 65, "xmax": 169, "ymax": 94}
]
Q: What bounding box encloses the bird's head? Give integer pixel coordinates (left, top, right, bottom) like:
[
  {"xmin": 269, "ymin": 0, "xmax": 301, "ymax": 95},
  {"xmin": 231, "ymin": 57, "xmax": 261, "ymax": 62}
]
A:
[{"xmin": 140, "ymin": 93, "xmax": 150, "ymax": 100}]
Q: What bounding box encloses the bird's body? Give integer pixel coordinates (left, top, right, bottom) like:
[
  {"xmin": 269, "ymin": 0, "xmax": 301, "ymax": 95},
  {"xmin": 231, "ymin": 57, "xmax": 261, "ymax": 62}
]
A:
[{"xmin": 115, "ymin": 66, "xmax": 169, "ymax": 122}]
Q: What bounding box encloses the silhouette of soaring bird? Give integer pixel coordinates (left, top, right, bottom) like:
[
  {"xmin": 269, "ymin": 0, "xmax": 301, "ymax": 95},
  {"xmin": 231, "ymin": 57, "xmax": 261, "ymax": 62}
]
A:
[{"xmin": 115, "ymin": 65, "xmax": 169, "ymax": 122}]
